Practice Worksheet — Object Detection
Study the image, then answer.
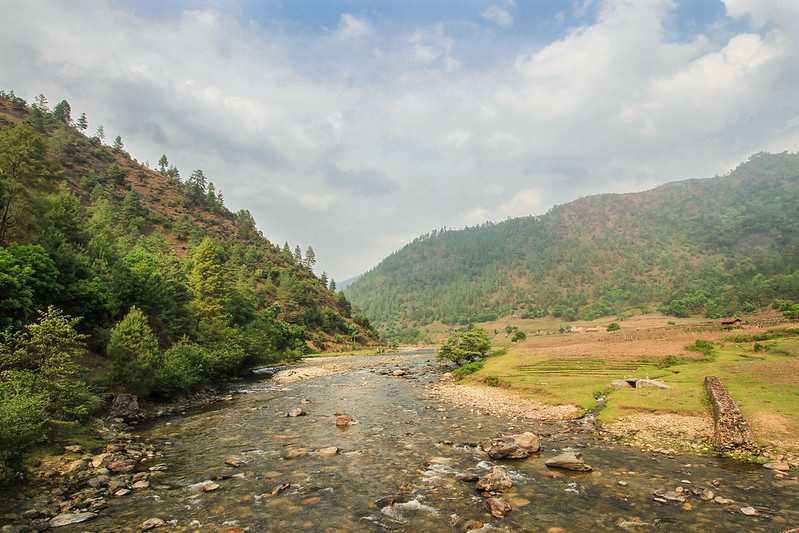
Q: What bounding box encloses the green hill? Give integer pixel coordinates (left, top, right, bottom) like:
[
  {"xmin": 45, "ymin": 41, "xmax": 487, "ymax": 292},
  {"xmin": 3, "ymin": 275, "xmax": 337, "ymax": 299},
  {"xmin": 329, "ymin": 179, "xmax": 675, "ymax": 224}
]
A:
[{"xmin": 346, "ymin": 152, "xmax": 799, "ymax": 332}]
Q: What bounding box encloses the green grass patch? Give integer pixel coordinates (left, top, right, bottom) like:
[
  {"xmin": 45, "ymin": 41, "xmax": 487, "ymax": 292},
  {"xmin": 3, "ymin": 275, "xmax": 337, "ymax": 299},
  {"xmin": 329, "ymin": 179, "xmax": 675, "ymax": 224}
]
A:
[{"xmin": 453, "ymin": 360, "xmax": 485, "ymax": 378}]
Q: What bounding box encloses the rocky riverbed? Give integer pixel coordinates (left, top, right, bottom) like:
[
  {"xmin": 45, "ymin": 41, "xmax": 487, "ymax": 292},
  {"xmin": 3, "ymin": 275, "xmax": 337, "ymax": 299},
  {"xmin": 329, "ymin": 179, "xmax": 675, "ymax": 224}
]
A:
[{"xmin": 2, "ymin": 350, "xmax": 798, "ymax": 532}]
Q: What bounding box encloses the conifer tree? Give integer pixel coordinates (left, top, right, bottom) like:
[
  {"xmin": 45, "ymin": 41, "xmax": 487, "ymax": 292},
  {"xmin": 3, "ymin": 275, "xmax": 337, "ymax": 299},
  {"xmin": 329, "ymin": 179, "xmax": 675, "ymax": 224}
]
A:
[
  {"xmin": 94, "ymin": 125, "xmax": 104, "ymax": 142},
  {"xmin": 113, "ymin": 135, "xmax": 124, "ymax": 151},
  {"xmin": 76, "ymin": 113, "xmax": 88, "ymax": 131},
  {"xmin": 52, "ymin": 100, "xmax": 71, "ymax": 124},
  {"xmin": 304, "ymin": 246, "xmax": 316, "ymax": 268},
  {"xmin": 158, "ymin": 154, "xmax": 169, "ymax": 174},
  {"xmin": 188, "ymin": 238, "xmax": 229, "ymax": 321},
  {"xmin": 294, "ymin": 245, "xmax": 302, "ymax": 263}
]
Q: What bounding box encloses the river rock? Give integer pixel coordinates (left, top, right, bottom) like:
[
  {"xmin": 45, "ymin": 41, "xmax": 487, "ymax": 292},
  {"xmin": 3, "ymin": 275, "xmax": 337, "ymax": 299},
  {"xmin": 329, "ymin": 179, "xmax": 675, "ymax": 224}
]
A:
[
  {"xmin": 91, "ymin": 452, "xmax": 113, "ymax": 469},
  {"xmin": 225, "ymin": 456, "xmax": 245, "ymax": 467},
  {"xmin": 482, "ymin": 432, "xmax": 540, "ymax": 459},
  {"xmin": 763, "ymin": 462, "xmax": 790, "ymax": 472},
  {"xmin": 109, "ymin": 393, "xmax": 140, "ymax": 419},
  {"xmin": 287, "ymin": 407, "xmax": 306, "ymax": 417},
  {"xmin": 545, "ymin": 451, "xmax": 593, "ymax": 472},
  {"xmin": 714, "ymin": 496, "xmax": 735, "ymax": 505},
  {"xmin": 485, "ymin": 497, "xmax": 511, "ymax": 518},
  {"xmin": 62, "ymin": 459, "xmax": 87, "ymax": 475},
  {"xmin": 64, "ymin": 445, "xmax": 83, "ymax": 454},
  {"xmin": 740, "ymin": 506, "xmax": 758, "ymax": 516},
  {"xmin": 335, "ymin": 414, "xmax": 353, "ymax": 427},
  {"xmin": 284, "ymin": 448, "xmax": 308, "ymax": 459},
  {"xmin": 476, "ymin": 466, "xmax": 512, "ymax": 492},
  {"xmin": 315, "ymin": 447, "xmax": 339, "ymax": 456},
  {"xmin": 392, "ymin": 369, "xmax": 407, "ymax": 376},
  {"xmin": 463, "ymin": 520, "xmax": 484, "ymax": 530},
  {"xmin": 202, "ymin": 482, "xmax": 220, "ymax": 492},
  {"xmin": 114, "ymin": 488, "xmax": 131, "ymax": 497},
  {"xmin": 140, "ymin": 518, "xmax": 166, "ymax": 530},
  {"xmin": 132, "ymin": 480, "xmax": 150, "ymax": 490},
  {"xmin": 49, "ymin": 512, "xmax": 97, "ymax": 528},
  {"xmin": 700, "ymin": 489, "xmax": 715, "ymax": 501}
]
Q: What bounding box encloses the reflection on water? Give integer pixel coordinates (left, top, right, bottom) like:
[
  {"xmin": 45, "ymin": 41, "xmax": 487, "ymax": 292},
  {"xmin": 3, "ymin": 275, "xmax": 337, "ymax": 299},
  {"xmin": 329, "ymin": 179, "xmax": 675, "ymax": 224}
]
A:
[{"xmin": 53, "ymin": 352, "xmax": 799, "ymax": 531}]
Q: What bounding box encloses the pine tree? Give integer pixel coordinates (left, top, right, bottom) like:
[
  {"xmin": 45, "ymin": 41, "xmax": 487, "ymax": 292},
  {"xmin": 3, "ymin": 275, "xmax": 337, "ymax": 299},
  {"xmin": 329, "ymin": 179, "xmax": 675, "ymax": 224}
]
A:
[
  {"xmin": 188, "ymin": 238, "xmax": 229, "ymax": 321},
  {"xmin": 282, "ymin": 242, "xmax": 291, "ymax": 258},
  {"xmin": 34, "ymin": 94, "xmax": 49, "ymax": 112},
  {"xmin": 52, "ymin": 100, "xmax": 72, "ymax": 124},
  {"xmin": 304, "ymin": 246, "xmax": 316, "ymax": 268},
  {"xmin": 294, "ymin": 245, "xmax": 302, "ymax": 263},
  {"xmin": 329, "ymin": 279, "xmax": 336, "ymax": 292},
  {"xmin": 94, "ymin": 125, "xmax": 104, "ymax": 142},
  {"xmin": 113, "ymin": 135, "xmax": 124, "ymax": 151},
  {"xmin": 158, "ymin": 154, "xmax": 169, "ymax": 174},
  {"xmin": 76, "ymin": 113, "xmax": 88, "ymax": 131},
  {"xmin": 320, "ymin": 272, "xmax": 328, "ymax": 287}
]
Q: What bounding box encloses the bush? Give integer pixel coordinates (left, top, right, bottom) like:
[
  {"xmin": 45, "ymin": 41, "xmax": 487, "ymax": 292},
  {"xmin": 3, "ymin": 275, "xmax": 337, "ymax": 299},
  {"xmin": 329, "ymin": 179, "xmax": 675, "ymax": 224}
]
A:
[
  {"xmin": 438, "ymin": 327, "xmax": 491, "ymax": 365},
  {"xmin": 606, "ymin": 322, "xmax": 620, "ymax": 332},
  {"xmin": 452, "ymin": 360, "xmax": 484, "ymax": 378},
  {"xmin": 483, "ymin": 376, "xmax": 501, "ymax": 387},
  {"xmin": 511, "ymin": 330, "xmax": 527, "ymax": 342},
  {"xmin": 0, "ymin": 379, "xmax": 48, "ymax": 473},
  {"xmin": 157, "ymin": 341, "xmax": 211, "ymax": 393},
  {"xmin": 107, "ymin": 307, "xmax": 160, "ymax": 395}
]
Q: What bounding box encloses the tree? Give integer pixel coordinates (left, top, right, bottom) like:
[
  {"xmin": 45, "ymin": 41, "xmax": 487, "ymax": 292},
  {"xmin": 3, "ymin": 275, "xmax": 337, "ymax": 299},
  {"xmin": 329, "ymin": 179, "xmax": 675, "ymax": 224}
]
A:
[
  {"xmin": 329, "ymin": 279, "xmax": 336, "ymax": 292},
  {"xmin": 52, "ymin": 100, "xmax": 72, "ymax": 125},
  {"xmin": 320, "ymin": 272, "xmax": 328, "ymax": 287},
  {"xmin": 76, "ymin": 113, "xmax": 88, "ymax": 131},
  {"xmin": 188, "ymin": 238, "xmax": 229, "ymax": 321},
  {"xmin": 0, "ymin": 123, "xmax": 47, "ymax": 243},
  {"xmin": 33, "ymin": 94, "xmax": 49, "ymax": 113},
  {"xmin": 294, "ymin": 245, "xmax": 302, "ymax": 264},
  {"xmin": 0, "ymin": 245, "xmax": 59, "ymax": 329},
  {"xmin": 107, "ymin": 306, "xmax": 160, "ymax": 395},
  {"xmin": 94, "ymin": 125, "xmax": 105, "ymax": 142},
  {"xmin": 304, "ymin": 246, "xmax": 316, "ymax": 268},
  {"xmin": 113, "ymin": 135, "xmax": 124, "ymax": 151},
  {"xmin": 158, "ymin": 154, "xmax": 169, "ymax": 174},
  {"xmin": 438, "ymin": 327, "xmax": 491, "ymax": 365},
  {"xmin": 607, "ymin": 322, "xmax": 621, "ymax": 332},
  {"xmin": 282, "ymin": 242, "xmax": 292, "ymax": 258}
]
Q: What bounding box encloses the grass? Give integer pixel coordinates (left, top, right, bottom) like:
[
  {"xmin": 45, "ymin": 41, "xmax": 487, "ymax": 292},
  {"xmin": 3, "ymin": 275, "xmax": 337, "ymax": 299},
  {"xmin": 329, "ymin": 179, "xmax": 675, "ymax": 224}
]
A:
[{"xmin": 468, "ymin": 326, "xmax": 799, "ymax": 447}]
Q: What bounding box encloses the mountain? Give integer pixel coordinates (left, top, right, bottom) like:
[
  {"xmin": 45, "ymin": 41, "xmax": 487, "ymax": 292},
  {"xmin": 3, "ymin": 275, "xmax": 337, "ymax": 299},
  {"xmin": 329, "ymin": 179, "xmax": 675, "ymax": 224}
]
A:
[
  {"xmin": 0, "ymin": 91, "xmax": 377, "ymax": 352},
  {"xmin": 337, "ymin": 274, "xmax": 362, "ymax": 291},
  {"xmin": 346, "ymin": 152, "xmax": 799, "ymax": 330}
]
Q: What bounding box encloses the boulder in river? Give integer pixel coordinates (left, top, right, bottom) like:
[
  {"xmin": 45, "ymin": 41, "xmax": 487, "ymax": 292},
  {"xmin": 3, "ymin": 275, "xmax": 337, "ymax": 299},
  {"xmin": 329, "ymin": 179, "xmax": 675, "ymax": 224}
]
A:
[
  {"xmin": 49, "ymin": 512, "xmax": 97, "ymax": 528},
  {"xmin": 476, "ymin": 466, "xmax": 513, "ymax": 492},
  {"xmin": 544, "ymin": 451, "xmax": 593, "ymax": 472},
  {"xmin": 225, "ymin": 456, "xmax": 245, "ymax": 467},
  {"xmin": 315, "ymin": 447, "xmax": 339, "ymax": 456},
  {"xmin": 287, "ymin": 407, "xmax": 306, "ymax": 417},
  {"xmin": 482, "ymin": 432, "xmax": 540, "ymax": 459},
  {"xmin": 485, "ymin": 497, "xmax": 512, "ymax": 518},
  {"xmin": 763, "ymin": 462, "xmax": 790, "ymax": 472},
  {"xmin": 740, "ymin": 506, "xmax": 758, "ymax": 516},
  {"xmin": 140, "ymin": 517, "xmax": 166, "ymax": 530},
  {"xmin": 335, "ymin": 414, "xmax": 354, "ymax": 427}
]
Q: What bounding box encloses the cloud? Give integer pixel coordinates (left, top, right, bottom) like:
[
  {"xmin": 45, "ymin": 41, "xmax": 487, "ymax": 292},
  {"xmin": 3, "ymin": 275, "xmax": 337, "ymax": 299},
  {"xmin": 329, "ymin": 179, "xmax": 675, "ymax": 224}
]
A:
[
  {"xmin": 481, "ymin": 4, "xmax": 514, "ymax": 27},
  {"xmin": 335, "ymin": 13, "xmax": 371, "ymax": 40},
  {"xmin": 2, "ymin": 1, "xmax": 798, "ymax": 279}
]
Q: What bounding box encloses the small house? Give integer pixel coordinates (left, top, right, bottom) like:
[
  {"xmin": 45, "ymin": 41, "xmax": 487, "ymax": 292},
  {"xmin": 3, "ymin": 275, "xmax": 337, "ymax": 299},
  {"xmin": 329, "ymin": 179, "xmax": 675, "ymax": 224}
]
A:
[{"xmin": 720, "ymin": 317, "xmax": 742, "ymax": 327}]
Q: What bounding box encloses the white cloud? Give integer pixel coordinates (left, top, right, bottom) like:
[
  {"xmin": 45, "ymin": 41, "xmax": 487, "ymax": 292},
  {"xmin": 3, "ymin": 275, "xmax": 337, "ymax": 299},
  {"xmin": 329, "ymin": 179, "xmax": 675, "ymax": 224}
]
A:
[
  {"xmin": 335, "ymin": 13, "xmax": 371, "ymax": 40},
  {"xmin": 482, "ymin": 5, "xmax": 514, "ymax": 27},
  {"xmin": 2, "ymin": 0, "xmax": 797, "ymax": 279}
]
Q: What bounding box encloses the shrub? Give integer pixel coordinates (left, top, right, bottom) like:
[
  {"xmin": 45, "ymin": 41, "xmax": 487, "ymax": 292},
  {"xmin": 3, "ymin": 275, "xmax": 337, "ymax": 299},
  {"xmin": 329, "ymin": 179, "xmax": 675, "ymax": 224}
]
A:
[
  {"xmin": 0, "ymin": 378, "xmax": 48, "ymax": 473},
  {"xmin": 606, "ymin": 322, "xmax": 621, "ymax": 332},
  {"xmin": 107, "ymin": 307, "xmax": 160, "ymax": 395},
  {"xmin": 157, "ymin": 341, "xmax": 211, "ymax": 393},
  {"xmin": 483, "ymin": 376, "xmax": 501, "ymax": 387},
  {"xmin": 452, "ymin": 360, "xmax": 484, "ymax": 378},
  {"xmin": 438, "ymin": 327, "xmax": 491, "ymax": 365},
  {"xmin": 511, "ymin": 330, "xmax": 527, "ymax": 342}
]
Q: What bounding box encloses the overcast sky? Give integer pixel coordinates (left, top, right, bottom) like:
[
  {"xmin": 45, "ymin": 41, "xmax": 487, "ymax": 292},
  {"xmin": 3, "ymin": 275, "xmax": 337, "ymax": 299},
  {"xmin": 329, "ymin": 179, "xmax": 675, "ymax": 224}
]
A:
[{"xmin": 3, "ymin": 0, "xmax": 799, "ymax": 280}]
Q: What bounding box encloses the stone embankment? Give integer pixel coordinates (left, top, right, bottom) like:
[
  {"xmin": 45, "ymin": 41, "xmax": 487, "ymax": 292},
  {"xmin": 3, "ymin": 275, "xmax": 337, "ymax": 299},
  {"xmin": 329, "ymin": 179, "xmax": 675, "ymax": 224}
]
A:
[{"xmin": 704, "ymin": 376, "xmax": 757, "ymax": 453}]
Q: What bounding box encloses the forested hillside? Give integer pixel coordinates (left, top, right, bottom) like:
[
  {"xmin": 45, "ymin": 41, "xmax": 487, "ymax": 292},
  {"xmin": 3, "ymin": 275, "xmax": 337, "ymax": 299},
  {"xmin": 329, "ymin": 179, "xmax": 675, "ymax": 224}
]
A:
[
  {"xmin": 347, "ymin": 152, "xmax": 799, "ymax": 331},
  {"xmin": 0, "ymin": 90, "xmax": 377, "ymax": 472}
]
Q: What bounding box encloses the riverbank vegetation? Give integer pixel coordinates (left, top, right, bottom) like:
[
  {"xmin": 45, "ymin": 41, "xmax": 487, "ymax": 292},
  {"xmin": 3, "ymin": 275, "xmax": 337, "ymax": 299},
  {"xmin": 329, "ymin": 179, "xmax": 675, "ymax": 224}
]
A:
[
  {"xmin": 460, "ymin": 313, "xmax": 799, "ymax": 451},
  {"xmin": 0, "ymin": 90, "xmax": 378, "ymax": 478}
]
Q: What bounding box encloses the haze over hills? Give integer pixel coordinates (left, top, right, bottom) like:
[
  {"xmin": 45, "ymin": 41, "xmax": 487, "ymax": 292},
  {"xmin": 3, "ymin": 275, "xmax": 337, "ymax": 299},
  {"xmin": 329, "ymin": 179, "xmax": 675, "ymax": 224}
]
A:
[{"xmin": 346, "ymin": 152, "xmax": 799, "ymax": 332}]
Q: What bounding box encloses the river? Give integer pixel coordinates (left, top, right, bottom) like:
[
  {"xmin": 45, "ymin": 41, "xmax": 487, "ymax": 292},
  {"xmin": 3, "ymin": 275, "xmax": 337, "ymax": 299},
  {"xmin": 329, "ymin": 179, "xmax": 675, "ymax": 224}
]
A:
[{"xmin": 28, "ymin": 350, "xmax": 799, "ymax": 532}]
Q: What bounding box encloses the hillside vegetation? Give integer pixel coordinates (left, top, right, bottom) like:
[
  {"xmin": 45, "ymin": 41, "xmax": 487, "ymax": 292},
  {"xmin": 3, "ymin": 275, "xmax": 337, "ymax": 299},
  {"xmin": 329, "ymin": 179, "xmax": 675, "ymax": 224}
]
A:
[
  {"xmin": 0, "ymin": 90, "xmax": 377, "ymax": 474},
  {"xmin": 347, "ymin": 152, "xmax": 799, "ymax": 333}
]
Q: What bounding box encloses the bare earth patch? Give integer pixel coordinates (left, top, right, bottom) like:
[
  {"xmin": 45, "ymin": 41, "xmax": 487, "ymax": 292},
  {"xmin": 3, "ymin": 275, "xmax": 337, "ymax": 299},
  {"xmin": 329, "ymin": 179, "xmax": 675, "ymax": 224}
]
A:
[
  {"xmin": 602, "ymin": 413, "xmax": 714, "ymax": 454},
  {"xmin": 431, "ymin": 382, "xmax": 579, "ymax": 421}
]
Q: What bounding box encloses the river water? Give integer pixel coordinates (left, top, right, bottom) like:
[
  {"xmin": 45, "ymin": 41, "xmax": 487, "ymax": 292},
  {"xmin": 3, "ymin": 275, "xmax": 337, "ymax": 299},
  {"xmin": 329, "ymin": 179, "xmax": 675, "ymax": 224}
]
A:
[{"xmin": 47, "ymin": 351, "xmax": 799, "ymax": 531}]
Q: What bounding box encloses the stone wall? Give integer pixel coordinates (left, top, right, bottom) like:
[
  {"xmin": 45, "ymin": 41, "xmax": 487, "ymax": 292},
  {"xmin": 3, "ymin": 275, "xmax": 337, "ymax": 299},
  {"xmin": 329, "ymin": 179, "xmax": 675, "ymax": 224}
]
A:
[{"xmin": 704, "ymin": 376, "xmax": 757, "ymax": 452}]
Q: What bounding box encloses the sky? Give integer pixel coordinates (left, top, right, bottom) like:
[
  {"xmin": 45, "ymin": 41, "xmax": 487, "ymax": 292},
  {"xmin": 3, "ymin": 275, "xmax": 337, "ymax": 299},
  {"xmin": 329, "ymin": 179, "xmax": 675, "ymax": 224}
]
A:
[{"xmin": 2, "ymin": 0, "xmax": 799, "ymax": 281}]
